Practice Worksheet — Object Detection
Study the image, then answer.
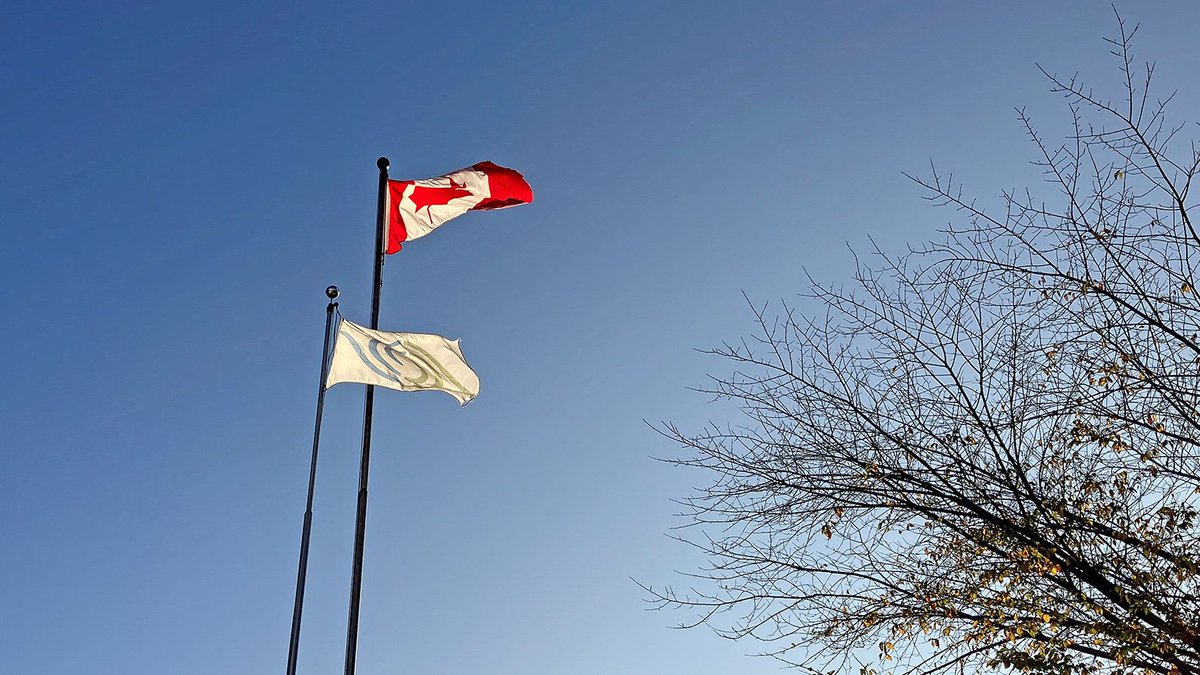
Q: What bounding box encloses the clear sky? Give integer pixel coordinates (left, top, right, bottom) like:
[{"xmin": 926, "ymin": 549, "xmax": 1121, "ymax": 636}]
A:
[{"xmin": 4, "ymin": 2, "xmax": 1200, "ymax": 674}]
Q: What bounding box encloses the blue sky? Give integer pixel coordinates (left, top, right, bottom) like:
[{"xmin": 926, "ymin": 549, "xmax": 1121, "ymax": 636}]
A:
[{"xmin": 4, "ymin": 2, "xmax": 1200, "ymax": 673}]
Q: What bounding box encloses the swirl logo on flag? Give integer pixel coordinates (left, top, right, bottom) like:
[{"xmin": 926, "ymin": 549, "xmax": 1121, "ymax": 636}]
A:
[{"xmin": 325, "ymin": 318, "xmax": 481, "ymax": 405}]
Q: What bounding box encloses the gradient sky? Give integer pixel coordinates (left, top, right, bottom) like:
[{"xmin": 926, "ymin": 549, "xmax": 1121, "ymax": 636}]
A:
[{"xmin": 4, "ymin": 3, "xmax": 1200, "ymax": 674}]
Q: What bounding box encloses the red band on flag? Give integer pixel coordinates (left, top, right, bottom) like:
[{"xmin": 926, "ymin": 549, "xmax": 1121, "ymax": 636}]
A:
[
  {"xmin": 386, "ymin": 181, "xmax": 409, "ymax": 254},
  {"xmin": 471, "ymin": 161, "xmax": 535, "ymax": 210}
]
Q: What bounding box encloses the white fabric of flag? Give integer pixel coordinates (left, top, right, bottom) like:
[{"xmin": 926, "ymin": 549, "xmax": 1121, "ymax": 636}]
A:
[{"xmin": 325, "ymin": 318, "xmax": 480, "ymax": 405}]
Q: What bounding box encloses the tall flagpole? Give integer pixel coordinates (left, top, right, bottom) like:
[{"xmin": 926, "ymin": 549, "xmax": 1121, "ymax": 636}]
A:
[
  {"xmin": 344, "ymin": 156, "xmax": 390, "ymax": 675},
  {"xmin": 285, "ymin": 285, "xmax": 341, "ymax": 675}
]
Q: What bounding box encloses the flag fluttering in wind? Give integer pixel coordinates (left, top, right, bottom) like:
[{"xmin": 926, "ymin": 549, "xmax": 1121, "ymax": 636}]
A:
[
  {"xmin": 386, "ymin": 161, "xmax": 533, "ymax": 253},
  {"xmin": 326, "ymin": 318, "xmax": 481, "ymax": 405}
]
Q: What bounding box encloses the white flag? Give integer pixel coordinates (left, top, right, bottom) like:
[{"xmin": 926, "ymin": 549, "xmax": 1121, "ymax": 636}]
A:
[{"xmin": 325, "ymin": 318, "xmax": 480, "ymax": 405}]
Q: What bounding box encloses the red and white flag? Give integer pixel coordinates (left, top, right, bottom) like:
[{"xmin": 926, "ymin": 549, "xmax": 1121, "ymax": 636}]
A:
[{"xmin": 386, "ymin": 161, "xmax": 533, "ymax": 253}]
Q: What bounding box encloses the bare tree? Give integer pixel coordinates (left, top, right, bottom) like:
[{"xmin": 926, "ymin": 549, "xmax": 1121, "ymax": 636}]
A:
[{"xmin": 652, "ymin": 17, "xmax": 1200, "ymax": 675}]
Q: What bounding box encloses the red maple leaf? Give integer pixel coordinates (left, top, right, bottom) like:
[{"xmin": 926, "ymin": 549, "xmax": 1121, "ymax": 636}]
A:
[{"xmin": 406, "ymin": 178, "xmax": 474, "ymax": 218}]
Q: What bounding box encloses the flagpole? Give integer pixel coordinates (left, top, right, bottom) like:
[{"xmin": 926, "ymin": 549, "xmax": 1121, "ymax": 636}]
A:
[
  {"xmin": 286, "ymin": 285, "xmax": 340, "ymax": 675},
  {"xmin": 344, "ymin": 156, "xmax": 389, "ymax": 675}
]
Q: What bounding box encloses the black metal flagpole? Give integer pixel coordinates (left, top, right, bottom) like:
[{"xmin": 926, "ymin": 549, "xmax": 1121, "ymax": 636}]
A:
[
  {"xmin": 286, "ymin": 284, "xmax": 340, "ymax": 675},
  {"xmin": 344, "ymin": 156, "xmax": 390, "ymax": 675}
]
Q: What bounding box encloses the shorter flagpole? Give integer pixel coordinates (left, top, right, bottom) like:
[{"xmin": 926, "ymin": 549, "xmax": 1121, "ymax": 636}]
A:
[{"xmin": 285, "ymin": 285, "xmax": 341, "ymax": 675}]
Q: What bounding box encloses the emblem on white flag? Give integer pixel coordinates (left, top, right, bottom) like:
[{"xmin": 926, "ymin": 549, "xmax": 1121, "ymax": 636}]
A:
[{"xmin": 325, "ymin": 318, "xmax": 480, "ymax": 405}]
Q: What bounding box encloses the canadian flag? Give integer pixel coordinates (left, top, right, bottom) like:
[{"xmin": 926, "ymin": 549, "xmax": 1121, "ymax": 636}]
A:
[{"xmin": 386, "ymin": 161, "xmax": 533, "ymax": 253}]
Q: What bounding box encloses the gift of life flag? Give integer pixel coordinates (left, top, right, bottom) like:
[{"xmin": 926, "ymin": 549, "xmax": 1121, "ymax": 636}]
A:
[
  {"xmin": 386, "ymin": 161, "xmax": 533, "ymax": 253},
  {"xmin": 326, "ymin": 318, "xmax": 480, "ymax": 405}
]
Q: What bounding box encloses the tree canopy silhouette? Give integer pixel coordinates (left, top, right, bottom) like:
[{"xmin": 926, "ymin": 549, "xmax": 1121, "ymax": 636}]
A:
[{"xmin": 654, "ymin": 17, "xmax": 1200, "ymax": 675}]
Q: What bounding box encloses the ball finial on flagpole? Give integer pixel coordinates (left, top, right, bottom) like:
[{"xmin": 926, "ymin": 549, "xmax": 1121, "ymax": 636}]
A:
[
  {"xmin": 377, "ymin": 157, "xmax": 389, "ymax": 171},
  {"xmin": 326, "ymin": 285, "xmax": 340, "ymax": 300}
]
